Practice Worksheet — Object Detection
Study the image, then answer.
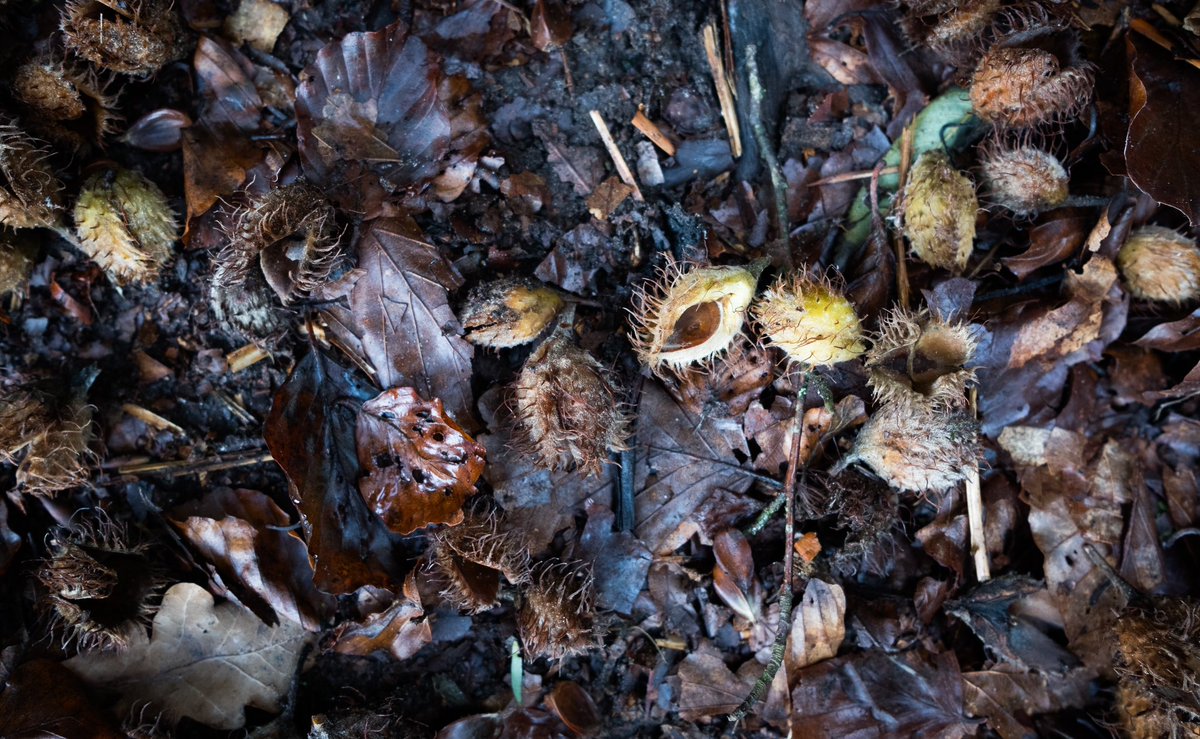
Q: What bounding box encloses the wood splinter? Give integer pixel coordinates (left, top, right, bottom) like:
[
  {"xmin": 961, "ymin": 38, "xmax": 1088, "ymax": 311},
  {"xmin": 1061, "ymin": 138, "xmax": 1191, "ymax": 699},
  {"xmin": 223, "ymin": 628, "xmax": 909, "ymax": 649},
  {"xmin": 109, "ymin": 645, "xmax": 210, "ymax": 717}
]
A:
[{"xmin": 589, "ymin": 110, "xmax": 644, "ymax": 201}]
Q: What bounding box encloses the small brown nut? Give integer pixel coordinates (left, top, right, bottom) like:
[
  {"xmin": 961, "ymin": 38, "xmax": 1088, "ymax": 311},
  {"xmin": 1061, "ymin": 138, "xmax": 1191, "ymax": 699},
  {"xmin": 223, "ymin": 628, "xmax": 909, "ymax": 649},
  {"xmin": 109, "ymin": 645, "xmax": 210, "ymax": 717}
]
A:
[
  {"xmin": 459, "ymin": 276, "xmax": 565, "ymax": 348},
  {"xmin": 61, "ymin": 0, "xmax": 187, "ymax": 76},
  {"xmin": 1117, "ymin": 226, "xmax": 1200, "ymax": 304},
  {"xmin": 511, "ymin": 333, "xmax": 628, "ymax": 475},
  {"xmin": 903, "ymin": 150, "xmax": 977, "ymax": 273},
  {"xmin": 73, "ymin": 166, "xmax": 177, "ymax": 285}
]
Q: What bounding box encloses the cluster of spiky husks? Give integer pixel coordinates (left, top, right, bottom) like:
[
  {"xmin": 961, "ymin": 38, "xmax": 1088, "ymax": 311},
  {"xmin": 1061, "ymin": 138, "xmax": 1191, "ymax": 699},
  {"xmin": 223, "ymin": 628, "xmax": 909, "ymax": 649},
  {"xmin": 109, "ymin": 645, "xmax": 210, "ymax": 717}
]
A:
[
  {"xmin": 429, "ymin": 510, "xmax": 532, "ymax": 613},
  {"xmin": 0, "ymin": 386, "xmax": 94, "ymax": 496},
  {"xmin": 752, "ymin": 273, "xmax": 865, "ymax": 368},
  {"xmin": 511, "ymin": 333, "xmax": 628, "ymax": 475},
  {"xmin": 1114, "ymin": 599, "xmax": 1200, "ymax": 738},
  {"xmin": 36, "ymin": 514, "xmax": 165, "ymax": 652},
  {"xmin": 61, "ymin": 0, "xmax": 186, "ymax": 76},
  {"xmin": 13, "ymin": 54, "xmax": 121, "ymax": 151},
  {"xmin": 210, "ymin": 182, "xmax": 345, "ymax": 339},
  {"xmin": 865, "ymin": 309, "xmax": 977, "ymax": 411},
  {"xmin": 629, "ymin": 259, "xmax": 760, "ymax": 377},
  {"xmin": 970, "ymin": 42, "xmax": 1094, "ymax": 130},
  {"xmin": 978, "ymin": 142, "xmax": 1069, "ymax": 217},
  {"xmin": 518, "ymin": 559, "xmax": 599, "ymax": 661},
  {"xmin": 460, "ymin": 276, "xmax": 565, "ymax": 348},
  {"xmin": 902, "ymin": 0, "xmax": 1072, "ymax": 66},
  {"xmin": 72, "ymin": 167, "xmax": 177, "ymax": 285},
  {"xmin": 903, "ymin": 150, "xmax": 977, "ymax": 274},
  {"xmin": 0, "ymin": 123, "xmax": 64, "ymax": 230},
  {"xmin": 1116, "ymin": 226, "xmax": 1200, "ymax": 305}
]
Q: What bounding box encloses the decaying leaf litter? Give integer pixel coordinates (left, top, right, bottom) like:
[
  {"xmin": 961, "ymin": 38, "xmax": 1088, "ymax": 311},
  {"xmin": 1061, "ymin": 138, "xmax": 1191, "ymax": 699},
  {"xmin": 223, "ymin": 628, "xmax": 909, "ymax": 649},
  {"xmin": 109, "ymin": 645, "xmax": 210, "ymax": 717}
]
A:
[{"xmin": 1, "ymin": 0, "xmax": 1200, "ymax": 736}]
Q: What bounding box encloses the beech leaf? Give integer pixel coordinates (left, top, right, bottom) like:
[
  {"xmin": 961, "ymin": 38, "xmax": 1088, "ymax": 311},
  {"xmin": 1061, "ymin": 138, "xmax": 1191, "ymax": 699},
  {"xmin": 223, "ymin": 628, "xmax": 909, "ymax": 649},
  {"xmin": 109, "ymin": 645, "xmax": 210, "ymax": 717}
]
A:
[{"xmin": 65, "ymin": 583, "xmax": 313, "ymax": 731}]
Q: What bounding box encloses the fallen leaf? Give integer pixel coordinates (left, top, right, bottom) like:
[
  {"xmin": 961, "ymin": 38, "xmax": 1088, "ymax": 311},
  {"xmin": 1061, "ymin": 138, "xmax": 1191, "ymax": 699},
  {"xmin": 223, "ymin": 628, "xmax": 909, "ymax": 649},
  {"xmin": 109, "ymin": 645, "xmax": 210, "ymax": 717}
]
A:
[
  {"xmin": 0, "ymin": 659, "xmax": 125, "ymax": 739},
  {"xmin": 530, "ymin": 0, "xmax": 574, "ymax": 52},
  {"xmin": 578, "ymin": 500, "xmax": 652, "ymax": 615},
  {"xmin": 296, "ymin": 20, "xmax": 450, "ymax": 194},
  {"xmin": 171, "ymin": 487, "xmax": 335, "ymax": 630},
  {"xmin": 329, "ymin": 574, "xmax": 431, "ymax": 660},
  {"xmin": 421, "ymin": 0, "xmax": 516, "ymax": 61},
  {"xmin": 712, "ymin": 528, "xmax": 759, "ymax": 623},
  {"xmin": 1003, "ymin": 216, "xmax": 1089, "ymax": 280},
  {"xmin": 533, "ymin": 120, "xmax": 602, "ymax": 197},
  {"xmin": 787, "ymin": 579, "xmax": 846, "ymax": 672},
  {"xmin": 1009, "ymin": 257, "xmax": 1120, "ymax": 369},
  {"xmin": 963, "ymin": 666, "xmax": 1095, "ymax": 739},
  {"xmin": 265, "ymin": 350, "xmax": 403, "ymax": 595},
  {"xmin": 1134, "ymin": 307, "xmax": 1200, "ymax": 352},
  {"xmin": 676, "ymin": 647, "xmax": 754, "ymax": 721},
  {"xmin": 321, "ymin": 218, "xmax": 477, "ymax": 430},
  {"xmin": 545, "ymin": 681, "xmax": 601, "ymax": 735},
  {"xmin": 535, "ymin": 221, "xmax": 616, "ymax": 295},
  {"xmin": 1125, "ymin": 35, "xmax": 1200, "ymax": 226},
  {"xmin": 65, "ymin": 583, "xmax": 313, "ymax": 731},
  {"xmin": 633, "ymin": 383, "xmax": 753, "ymax": 554},
  {"xmin": 356, "ymin": 387, "xmax": 486, "ymax": 535}
]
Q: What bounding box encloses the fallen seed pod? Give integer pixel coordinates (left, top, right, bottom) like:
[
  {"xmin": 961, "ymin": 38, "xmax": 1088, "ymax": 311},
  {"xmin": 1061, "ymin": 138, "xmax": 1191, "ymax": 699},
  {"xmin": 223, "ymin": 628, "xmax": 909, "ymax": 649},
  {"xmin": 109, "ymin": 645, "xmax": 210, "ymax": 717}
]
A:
[
  {"xmin": 0, "ymin": 383, "xmax": 95, "ymax": 497},
  {"xmin": 978, "ymin": 143, "xmax": 1069, "ymax": 217},
  {"xmin": 37, "ymin": 514, "xmax": 164, "ymax": 651},
  {"xmin": 459, "ymin": 276, "xmax": 565, "ymax": 348},
  {"xmin": 512, "ymin": 332, "xmax": 628, "ymax": 475},
  {"xmin": 0, "ymin": 232, "xmax": 37, "ymax": 296},
  {"xmin": 753, "ymin": 273, "xmax": 865, "ymax": 367},
  {"xmin": 629, "ymin": 259, "xmax": 760, "ymax": 376},
  {"xmin": 1114, "ymin": 598, "xmax": 1200, "ymax": 738},
  {"xmin": 13, "ymin": 54, "xmax": 121, "ymax": 151},
  {"xmin": 903, "ymin": 150, "xmax": 977, "ymax": 274},
  {"xmin": 61, "ymin": 0, "xmax": 187, "ymax": 76},
  {"xmin": 838, "ymin": 398, "xmax": 977, "ymax": 494},
  {"xmin": 865, "ymin": 309, "xmax": 977, "ymax": 410},
  {"xmin": 1116, "ymin": 226, "xmax": 1200, "ymax": 305},
  {"xmin": 518, "ymin": 559, "xmax": 599, "ymax": 660},
  {"xmin": 0, "ymin": 122, "xmax": 64, "ymax": 230},
  {"xmin": 970, "ymin": 43, "xmax": 1094, "ymax": 129},
  {"xmin": 430, "ymin": 509, "xmax": 532, "ymax": 613},
  {"xmin": 903, "ymin": 0, "xmax": 1002, "ymax": 64},
  {"xmin": 73, "ymin": 166, "xmax": 177, "ymax": 286}
]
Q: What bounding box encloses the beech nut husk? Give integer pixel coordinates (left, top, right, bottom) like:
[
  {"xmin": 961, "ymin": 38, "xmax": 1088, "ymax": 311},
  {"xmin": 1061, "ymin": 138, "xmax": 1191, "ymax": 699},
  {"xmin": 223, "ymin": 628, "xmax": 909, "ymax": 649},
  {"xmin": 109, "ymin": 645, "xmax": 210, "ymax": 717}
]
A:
[
  {"xmin": 865, "ymin": 309, "xmax": 977, "ymax": 411},
  {"xmin": 73, "ymin": 166, "xmax": 177, "ymax": 286},
  {"xmin": 1116, "ymin": 226, "xmax": 1200, "ymax": 305},
  {"xmin": 518, "ymin": 559, "xmax": 599, "ymax": 661},
  {"xmin": 970, "ymin": 44, "xmax": 1094, "ymax": 129},
  {"xmin": 903, "ymin": 150, "xmax": 977, "ymax": 274},
  {"xmin": 0, "ymin": 122, "xmax": 64, "ymax": 230},
  {"xmin": 979, "ymin": 143, "xmax": 1069, "ymax": 217},
  {"xmin": 429, "ymin": 509, "xmax": 532, "ymax": 614},
  {"xmin": 61, "ymin": 0, "xmax": 187, "ymax": 76},
  {"xmin": 459, "ymin": 276, "xmax": 565, "ymax": 348},
  {"xmin": 753, "ymin": 273, "xmax": 865, "ymax": 368}
]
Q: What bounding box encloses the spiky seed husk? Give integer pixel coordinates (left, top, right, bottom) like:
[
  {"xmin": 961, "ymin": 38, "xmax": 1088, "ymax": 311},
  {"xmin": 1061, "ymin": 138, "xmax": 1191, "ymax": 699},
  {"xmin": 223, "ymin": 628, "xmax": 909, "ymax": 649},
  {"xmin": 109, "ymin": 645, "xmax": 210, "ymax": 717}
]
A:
[
  {"xmin": 841, "ymin": 399, "xmax": 977, "ymax": 494},
  {"xmin": 0, "ymin": 236, "xmax": 36, "ymax": 296},
  {"xmin": 61, "ymin": 0, "xmax": 186, "ymax": 76},
  {"xmin": 518, "ymin": 559, "xmax": 599, "ymax": 661},
  {"xmin": 430, "ymin": 510, "xmax": 532, "ymax": 613},
  {"xmin": 209, "ymin": 244, "xmax": 288, "ymax": 341},
  {"xmin": 979, "ymin": 144, "xmax": 1069, "ymax": 217},
  {"xmin": 1116, "ymin": 226, "xmax": 1200, "ymax": 304},
  {"xmin": 0, "ymin": 388, "xmax": 53, "ymax": 464},
  {"xmin": 512, "ymin": 334, "xmax": 628, "ymax": 475},
  {"xmin": 903, "ymin": 151, "xmax": 977, "ymax": 273},
  {"xmin": 1114, "ymin": 600, "xmax": 1200, "ymax": 738},
  {"xmin": 73, "ymin": 167, "xmax": 177, "ymax": 285},
  {"xmin": 460, "ymin": 276, "xmax": 565, "ymax": 348},
  {"xmin": 865, "ymin": 309, "xmax": 977, "ymax": 410},
  {"xmin": 629, "ymin": 260, "xmax": 759, "ymax": 376},
  {"xmin": 21, "ymin": 396, "xmax": 95, "ymax": 496},
  {"xmin": 970, "ymin": 45, "xmax": 1094, "ymax": 129},
  {"xmin": 14, "ymin": 58, "xmax": 88, "ymax": 120},
  {"xmin": 13, "ymin": 56, "xmax": 121, "ymax": 151},
  {"xmin": 36, "ymin": 515, "xmax": 164, "ymax": 652},
  {"xmin": 0, "ymin": 123, "xmax": 63, "ymax": 230},
  {"xmin": 753, "ymin": 274, "xmax": 865, "ymax": 367},
  {"xmin": 903, "ymin": 0, "xmax": 1002, "ymax": 63}
]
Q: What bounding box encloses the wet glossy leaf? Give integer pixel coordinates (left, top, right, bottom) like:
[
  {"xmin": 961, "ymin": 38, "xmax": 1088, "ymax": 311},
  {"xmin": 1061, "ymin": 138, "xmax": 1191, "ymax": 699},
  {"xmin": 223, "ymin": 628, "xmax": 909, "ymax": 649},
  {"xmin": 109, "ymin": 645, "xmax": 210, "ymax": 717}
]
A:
[
  {"xmin": 545, "ymin": 681, "xmax": 601, "ymax": 735},
  {"xmin": 356, "ymin": 387, "xmax": 485, "ymax": 535},
  {"xmin": 329, "ymin": 573, "xmax": 432, "ymax": 660},
  {"xmin": 1003, "ymin": 216, "xmax": 1089, "ymax": 280},
  {"xmin": 296, "ymin": 20, "xmax": 450, "ymax": 194}
]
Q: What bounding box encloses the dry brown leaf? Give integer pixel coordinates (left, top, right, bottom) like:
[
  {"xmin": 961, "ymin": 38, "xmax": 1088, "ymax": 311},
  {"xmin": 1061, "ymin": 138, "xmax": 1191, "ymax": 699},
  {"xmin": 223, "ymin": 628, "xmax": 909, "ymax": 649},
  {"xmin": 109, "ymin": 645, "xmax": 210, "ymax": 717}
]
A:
[
  {"xmin": 65, "ymin": 583, "xmax": 313, "ymax": 730},
  {"xmin": 676, "ymin": 648, "xmax": 755, "ymax": 721},
  {"xmin": 1009, "ymin": 257, "xmax": 1119, "ymax": 369},
  {"xmin": 787, "ymin": 579, "xmax": 846, "ymax": 672},
  {"xmin": 329, "ymin": 575, "xmax": 431, "ymax": 660},
  {"xmin": 356, "ymin": 387, "xmax": 486, "ymax": 535},
  {"xmin": 0, "ymin": 659, "xmax": 125, "ymax": 739},
  {"xmin": 963, "ymin": 666, "xmax": 1095, "ymax": 739}
]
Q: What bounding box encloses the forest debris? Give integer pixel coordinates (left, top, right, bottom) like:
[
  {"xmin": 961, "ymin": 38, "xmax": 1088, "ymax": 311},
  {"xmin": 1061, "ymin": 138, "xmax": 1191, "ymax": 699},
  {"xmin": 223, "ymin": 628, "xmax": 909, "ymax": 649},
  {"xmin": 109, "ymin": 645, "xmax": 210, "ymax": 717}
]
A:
[
  {"xmin": 228, "ymin": 343, "xmax": 270, "ymax": 372},
  {"xmin": 635, "ymin": 141, "xmax": 665, "ymax": 186},
  {"xmin": 65, "ymin": 583, "xmax": 312, "ymax": 730},
  {"xmin": 787, "ymin": 579, "xmax": 846, "ymax": 671},
  {"xmin": 121, "ymin": 403, "xmax": 184, "ymax": 435},
  {"xmin": 330, "ymin": 574, "xmax": 431, "ymax": 660},
  {"xmin": 224, "ymin": 0, "xmax": 290, "ymax": 53},
  {"xmin": 631, "ymin": 108, "xmax": 676, "ymax": 156},
  {"xmin": 588, "ymin": 111, "xmax": 644, "ymax": 202},
  {"xmin": 701, "ymin": 23, "xmax": 742, "ymax": 158},
  {"xmin": 586, "ymin": 177, "xmax": 635, "ymax": 220}
]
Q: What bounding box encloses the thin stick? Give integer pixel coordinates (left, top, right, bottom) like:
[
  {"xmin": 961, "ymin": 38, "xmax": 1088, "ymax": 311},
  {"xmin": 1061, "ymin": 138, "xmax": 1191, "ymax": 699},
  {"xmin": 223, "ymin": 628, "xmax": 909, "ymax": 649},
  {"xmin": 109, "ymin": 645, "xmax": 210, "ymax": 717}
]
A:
[
  {"xmin": 729, "ymin": 370, "xmax": 808, "ymax": 724},
  {"xmin": 806, "ymin": 166, "xmax": 899, "ymax": 187},
  {"xmin": 702, "ymin": 23, "xmax": 742, "ymax": 158},
  {"xmin": 965, "ymin": 387, "xmax": 990, "ymax": 581},
  {"xmin": 746, "ymin": 45, "xmax": 791, "ymax": 270},
  {"xmin": 589, "ymin": 110, "xmax": 644, "ymax": 201},
  {"xmin": 893, "ymin": 126, "xmax": 914, "ymax": 310},
  {"xmin": 114, "ymin": 450, "xmax": 274, "ymax": 476},
  {"xmin": 631, "ymin": 108, "xmax": 676, "ymax": 156}
]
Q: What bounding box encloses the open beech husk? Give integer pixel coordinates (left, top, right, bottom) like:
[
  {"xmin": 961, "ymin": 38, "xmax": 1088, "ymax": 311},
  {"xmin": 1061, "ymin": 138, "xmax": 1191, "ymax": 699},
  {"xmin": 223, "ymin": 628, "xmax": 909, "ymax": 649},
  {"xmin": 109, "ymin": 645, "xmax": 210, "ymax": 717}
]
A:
[
  {"xmin": 1116, "ymin": 226, "xmax": 1200, "ymax": 305},
  {"xmin": 518, "ymin": 559, "xmax": 599, "ymax": 660},
  {"xmin": 0, "ymin": 123, "xmax": 64, "ymax": 230},
  {"xmin": 903, "ymin": 150, "xmax": 977, "ymax": 273},
  {"xmin": 753, "ymin": 273, "xmax": 865, "ymax": 368},
  {"xmin": 460, "ymin": 276, "xmax": 565, "ymax": 348},
  {"xmin": 629, "ymin": 259, "xmax": 760, "ymax": 376},
  {"xmin": 865, "ymin": 309, "xmax": 977, "ymax": 410},
  {"xmin": 0, "ymin": 385, "xmax": 95, "ymax": 496},
  {"xmin": 13, "ymin": 54, "xmax": 121, "ymax": 151},
  {"xmin": 512, "ymin": 333, "xmax": 628, "ymax": 475},
  {"xmin": 429, "ymin": 510, "xmax": 532, "ymax": 613}
]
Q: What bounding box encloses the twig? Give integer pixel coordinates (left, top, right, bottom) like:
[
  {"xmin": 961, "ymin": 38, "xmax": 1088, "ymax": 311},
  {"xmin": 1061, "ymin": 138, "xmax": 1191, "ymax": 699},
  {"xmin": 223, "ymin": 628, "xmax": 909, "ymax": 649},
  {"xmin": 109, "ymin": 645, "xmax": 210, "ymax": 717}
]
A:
[
  {"xmin": 893, "ymin": 126, "xmax": 914, "ymax": 310},
  {"xmin": 631, "ymin": 108, "xmax": 676, "ymax": 156},
  {"xmin": 589, "ymin": 110, "xmax": 644, "ymax": 201},
  {"xmin": 965, "ymin": 387, "xmax": 990, "ymax": 581},
  {"xmin": 805, "ymin": 166, "xmax": 899, "ymax": 187},
  {"xmin": 702, "ymin": 23, "xmax": 742, "ymax": 158},
  {"xmin": 729, "ymin": 370, "xmax": 808, "ymax": 724},
  {"xmin": 745, "ymin": 44, "xmax": 791, "ymax": 271},
  {"xmin": 113, "ymin": 450, "xmax": 274, "ymax": 476}
]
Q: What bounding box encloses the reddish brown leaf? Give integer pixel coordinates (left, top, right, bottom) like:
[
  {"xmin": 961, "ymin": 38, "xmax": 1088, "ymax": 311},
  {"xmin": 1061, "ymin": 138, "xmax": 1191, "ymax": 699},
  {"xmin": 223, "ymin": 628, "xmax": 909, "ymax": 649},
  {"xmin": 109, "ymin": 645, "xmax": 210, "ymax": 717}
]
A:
[
  {"xmin": 545, "ymin": 681, "xmax": 601, "ymax": 736},
  {"xmin": 329, "ymin": 574, "xmax": 432, "ymax": 660},
  {"xmin": 1125, "ymin": 35, "xmax": 1200, "ymax": 226},
  {"xmin": 963, "ymin": 666, "xmax": 1094, "ymax": 739},
  {"xmin": 321, "ymin": 218, "xmax": 477, "ymax": 429},
  {"xmin": 531, "ymin": 0, "xmax": 574, "ymax": 52},
  {"xmin": 171, "ymin": 487, "xmax": 335, "ymax": 630},
  {"xmin": 1003, "ymin": 216, "xmax": 1089, "ymax": 280},
  {"xmin": 1134, "ymin": 307, "xmax": 1200, "ymax": 352},
  {"xmin": 0, "ymin": 659, "xmax": 125, "ymax": 739},
  {"xmin": 356, "ymin": 387, "xmax": 485, "ymax": 535},
  {"xmin": 264, "ymin": 350, "xmax": 402, "ymax": 595},
  {"xmin": 296, "ymin": 20, "xmax": 450, "ymax": 193}
]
